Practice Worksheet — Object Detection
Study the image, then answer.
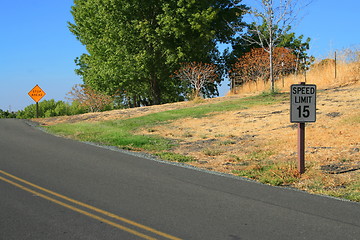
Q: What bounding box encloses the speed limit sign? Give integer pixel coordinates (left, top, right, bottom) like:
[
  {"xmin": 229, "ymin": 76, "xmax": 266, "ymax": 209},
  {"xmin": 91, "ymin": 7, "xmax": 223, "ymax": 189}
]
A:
[
  {"xmin": 290, "ymin": 83, "xmax": 316, "ymax": 174},
  {"xmin": 290, "ymin": 84, "xmax": 316, "ymax": 122}
]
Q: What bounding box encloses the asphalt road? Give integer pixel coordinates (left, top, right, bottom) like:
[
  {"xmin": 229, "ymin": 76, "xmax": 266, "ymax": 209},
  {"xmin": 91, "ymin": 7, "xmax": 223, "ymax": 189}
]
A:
[{"xmin": 0, "ymin": 119, "xmax": 359, "ymax": 240}]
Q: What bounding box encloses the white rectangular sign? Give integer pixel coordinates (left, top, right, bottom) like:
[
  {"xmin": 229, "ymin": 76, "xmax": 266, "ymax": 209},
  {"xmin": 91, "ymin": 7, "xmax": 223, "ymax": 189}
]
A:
[{"xmin": 290, "ymin": 84, "xmax": 316, "ymax": 122}]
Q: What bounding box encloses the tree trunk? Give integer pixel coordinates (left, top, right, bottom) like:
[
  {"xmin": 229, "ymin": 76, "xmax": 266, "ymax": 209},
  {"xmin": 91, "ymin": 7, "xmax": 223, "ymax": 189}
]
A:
[
  {"xmin": 268, "ymin": 6, "xmax": 275, "ymax": 93},
  {"xmin": 150, "ymin": 74, "xmax": 161, "ymax": 105},
  {"xmin": 133, "ymin": 95, "xmax": 138, "ymax": 108},
  {"xmin": 269, "ymin": 46, "xmax": 274, "ymax": 92}
]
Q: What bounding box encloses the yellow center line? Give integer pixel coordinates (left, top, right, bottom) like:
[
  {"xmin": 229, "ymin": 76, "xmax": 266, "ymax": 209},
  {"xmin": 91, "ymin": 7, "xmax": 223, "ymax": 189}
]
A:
[
  {"xmin": 0, "ymin": 176, "xmax": 155, "ymax": 240},
  {"xmin": 0, "ymin": 170, "xmax": 181, "ymax": 240}
]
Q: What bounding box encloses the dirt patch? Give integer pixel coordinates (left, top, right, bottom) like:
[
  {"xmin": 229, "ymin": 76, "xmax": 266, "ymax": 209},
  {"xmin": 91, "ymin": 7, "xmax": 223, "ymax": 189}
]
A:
[
  {"xmin": 321, "ymin": 162, "xmax": 360, "ymax": 174},
  {"xmin": 326, "ymin": 112, "xmax": 342, "ymax": 118}
]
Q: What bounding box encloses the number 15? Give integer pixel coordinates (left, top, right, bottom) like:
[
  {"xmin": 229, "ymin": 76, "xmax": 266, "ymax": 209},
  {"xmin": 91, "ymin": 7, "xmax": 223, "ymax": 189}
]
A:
[{"xmin": 297, "ymin": 105, "xmax": 310, "ymax": 118}]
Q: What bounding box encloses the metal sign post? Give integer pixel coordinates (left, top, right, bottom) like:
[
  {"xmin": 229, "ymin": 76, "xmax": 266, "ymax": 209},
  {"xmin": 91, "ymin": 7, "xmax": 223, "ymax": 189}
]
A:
[
  {"xmin": 297, "ymin": 122, "xmax": 305, "ymax": 173},
  {"xmin": 290, "ymin": 82, "xmax": 316, "ymax": 174}
]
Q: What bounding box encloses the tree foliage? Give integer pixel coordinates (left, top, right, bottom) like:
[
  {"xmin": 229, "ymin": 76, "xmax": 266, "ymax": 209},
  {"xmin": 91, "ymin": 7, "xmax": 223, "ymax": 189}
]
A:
[
  {"xmin": 173, "ymin": 62, "xmax": 219, "ymax": 98},
  {"xmin": 231, "ymin": 47, "xmax": 296, "ymax": 85},
  {"xmin": 231, "ymin": 23, "xmax": 311, "ymax": 63},
  {"xmin": 227, "ymin": 22, "xmax": 312, "ymax": 90},
  {"xmin": 69, "ymin": 0, "xmax": 247, "ymax": 105},
  {"xmin": 67, "ymin": 84, "xmax": 114, "ymax": 112}
]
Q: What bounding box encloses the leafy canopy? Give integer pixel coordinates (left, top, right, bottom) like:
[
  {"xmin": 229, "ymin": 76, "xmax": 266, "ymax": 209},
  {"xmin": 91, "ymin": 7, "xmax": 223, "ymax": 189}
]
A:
[{"xmin": 69, "ymin": 0, "xmax": 247, "ymax": 105}]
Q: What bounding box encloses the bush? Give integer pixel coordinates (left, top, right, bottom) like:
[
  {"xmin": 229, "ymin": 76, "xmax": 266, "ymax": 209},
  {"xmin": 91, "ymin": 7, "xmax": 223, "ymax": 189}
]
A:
[
  {"xmin": 17, "ymin": 99, "xmax": 88, "ymax": 119},
  {"xmin": 67, "ymin": 84, "xmax": 114, "ymax": 112},
  {"xmin": 0, "ymin": 109, "xmax": 17, "ymax": 118}
]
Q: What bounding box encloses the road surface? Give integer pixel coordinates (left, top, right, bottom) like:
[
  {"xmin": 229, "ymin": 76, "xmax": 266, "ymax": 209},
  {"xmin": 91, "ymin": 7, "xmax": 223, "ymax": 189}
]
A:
[{"xmin": 0, "ymin": 119, "xmax": 359, "ymax": 239}]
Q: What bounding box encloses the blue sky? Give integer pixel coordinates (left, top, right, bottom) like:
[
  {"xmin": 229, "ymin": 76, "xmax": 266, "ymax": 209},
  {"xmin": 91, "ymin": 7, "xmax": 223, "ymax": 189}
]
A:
[{"xmin": 0, "ymin": 0, "xmax": 359, "ymax": 111}]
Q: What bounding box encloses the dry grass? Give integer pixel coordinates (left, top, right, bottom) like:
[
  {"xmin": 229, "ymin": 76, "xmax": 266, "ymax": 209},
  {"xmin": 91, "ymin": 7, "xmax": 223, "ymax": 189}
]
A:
[{"xmin": 231, "ymin": 52, "xmax": 360, "ymax": 95}]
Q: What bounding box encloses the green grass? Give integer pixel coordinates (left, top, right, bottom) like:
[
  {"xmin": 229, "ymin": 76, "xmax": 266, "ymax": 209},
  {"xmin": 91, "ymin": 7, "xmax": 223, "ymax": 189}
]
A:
[
  {"xmin": 305, "ymin": 177, "xmax": 360, "ymax": 202},
  {"xmin": 328, "ymin": 181, "xmax": 360, "ymax": 202},
  {"xmin": 155, "ymin": 152, "xmax": 196, "ymax": 163},
  {"xmin": 47, "ymin": 121, "xmax": 174, "ymax": 151},
  {"xmin": 46, "ymin": 93, "xmax": 287, "ymax": 151},
  {"xmin": 233, "ymin": 161, "xmax": 299, "ymax": 186},
  {"xmin": 203, "ymin": 148, "xmax": 224, "ymax": 156},
  {"xmin": 232, "ymin": 159, "xmax": 360, "ymax": 202},
  {"xmin": 244, "ymin": 150, "xmax": 274, "ymax": 161}
]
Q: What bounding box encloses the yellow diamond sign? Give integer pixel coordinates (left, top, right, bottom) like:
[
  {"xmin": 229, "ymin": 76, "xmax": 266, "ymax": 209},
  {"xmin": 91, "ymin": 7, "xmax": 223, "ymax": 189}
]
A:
[{"xmin": 28, "ymin": 85, "xmax": 46, "ymax": 103}]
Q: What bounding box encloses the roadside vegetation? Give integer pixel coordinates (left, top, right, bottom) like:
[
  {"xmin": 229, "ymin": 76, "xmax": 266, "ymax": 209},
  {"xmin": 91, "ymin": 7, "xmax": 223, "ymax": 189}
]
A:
[
  {"xmin": 16, "ymin": 99, "xmax": 88, "ymax": 119},
  {"xmin": 0, "ymin": 109, "xmax": 17, "ymax": 118}
]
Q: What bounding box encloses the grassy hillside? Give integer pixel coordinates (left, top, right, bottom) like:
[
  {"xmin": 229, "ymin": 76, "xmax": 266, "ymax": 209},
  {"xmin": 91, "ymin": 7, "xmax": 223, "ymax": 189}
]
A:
[
  {"xmin": 45, "ymin": 93, "xmax": 286, "ymax": 152},
  {"xmin": 38, "ymin": 55, "xmax": 360, "ymax": 202}
]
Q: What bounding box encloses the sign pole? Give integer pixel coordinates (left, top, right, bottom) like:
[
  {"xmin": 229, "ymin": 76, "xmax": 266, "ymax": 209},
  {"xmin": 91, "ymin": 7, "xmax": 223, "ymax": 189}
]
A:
[
  {"xmin": 297, "ymin": 122, "xmax": 305, "ymax": 174},
  {"xmin": 36, "ymin": 102, "xmax": 39, "ymax": 118},
  {"xmin": 297, "ymin": 82, "xmax": 306, "ymax": 174}
]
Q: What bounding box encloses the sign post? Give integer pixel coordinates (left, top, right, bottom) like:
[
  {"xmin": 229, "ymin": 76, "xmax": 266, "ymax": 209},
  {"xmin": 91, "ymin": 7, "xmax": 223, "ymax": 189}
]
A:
[
  {"xmin": 290, "ymin": 82, "xmax": 316, "ymax": 174},
  {"xmin": 28, "ymin": 85, "xmax": 46, "ymax": 118}
]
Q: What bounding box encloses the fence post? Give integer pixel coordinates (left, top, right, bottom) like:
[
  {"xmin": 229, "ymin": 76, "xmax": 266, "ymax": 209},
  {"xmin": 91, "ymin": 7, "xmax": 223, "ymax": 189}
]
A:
[{"xmin": 335, "ymin": 51, "xmax": 337, "ymax": 79}]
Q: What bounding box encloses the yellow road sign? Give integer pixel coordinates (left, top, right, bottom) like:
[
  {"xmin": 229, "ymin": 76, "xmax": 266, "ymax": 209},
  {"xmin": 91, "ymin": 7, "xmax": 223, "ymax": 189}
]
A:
[{"xmin": 28, "ymin": 85, "xmax": 46, "ymax": 103}]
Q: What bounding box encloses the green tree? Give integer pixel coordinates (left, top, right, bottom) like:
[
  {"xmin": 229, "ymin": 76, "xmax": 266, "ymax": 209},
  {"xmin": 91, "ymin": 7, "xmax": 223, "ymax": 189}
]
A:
[
  {"xmin": 69, "ymin": 0, "xmax": 247, "ymax": 105},
  {"xmin": 69, "ymin": 101, "xmax": 87, "ymax": 115},
  {"xmin": 17, "ymin": 104, "xmax": 37, "ymax": 119},
  {"xmin": 54, "ymin": 101, "xmax": 70, "ymax": 116}
]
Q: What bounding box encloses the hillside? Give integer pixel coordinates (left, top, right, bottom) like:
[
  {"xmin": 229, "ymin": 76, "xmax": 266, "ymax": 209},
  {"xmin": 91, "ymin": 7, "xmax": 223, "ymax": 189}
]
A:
[{"xmin": 35, "ymin": 82, "xmax": 360, "ymax": 201}]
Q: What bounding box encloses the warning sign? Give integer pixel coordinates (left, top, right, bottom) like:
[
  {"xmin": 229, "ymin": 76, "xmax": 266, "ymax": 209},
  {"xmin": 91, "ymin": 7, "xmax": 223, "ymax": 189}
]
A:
[{"xmin": 28, "ymin": 85, "xmax": 46, "ymax": 103}]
